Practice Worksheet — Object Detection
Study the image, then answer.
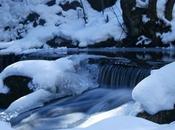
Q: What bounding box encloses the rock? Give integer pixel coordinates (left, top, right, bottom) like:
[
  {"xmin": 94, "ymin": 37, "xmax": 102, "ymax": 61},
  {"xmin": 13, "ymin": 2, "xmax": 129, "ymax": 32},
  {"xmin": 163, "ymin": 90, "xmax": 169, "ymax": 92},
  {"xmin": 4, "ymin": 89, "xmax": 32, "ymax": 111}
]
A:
[
  {"xmin": 87, "ymin": 0, "xmax": 117, "ymax": 11},
  {"xmin": 137, "ymin": 109, "xmax": 175, "ymax": 124},
  {"xmin": 0, "ymin": 76, "xmax": 33, "ymax": 109}
]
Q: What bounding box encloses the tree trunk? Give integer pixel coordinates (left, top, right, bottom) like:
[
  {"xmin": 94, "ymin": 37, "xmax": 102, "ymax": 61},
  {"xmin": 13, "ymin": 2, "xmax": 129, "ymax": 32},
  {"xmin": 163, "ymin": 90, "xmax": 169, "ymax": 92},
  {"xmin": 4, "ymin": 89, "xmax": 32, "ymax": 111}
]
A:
[
  {"xmin": 148, "ymin": 0, "xmax": 158, "ymax": 21},
  {"xmin": 165, "ymin": 0, "xmax": 175, "ymax": 21},
  {"xmin": 121, "ymin": 0, "xmax": 142, "ymax": 38}
]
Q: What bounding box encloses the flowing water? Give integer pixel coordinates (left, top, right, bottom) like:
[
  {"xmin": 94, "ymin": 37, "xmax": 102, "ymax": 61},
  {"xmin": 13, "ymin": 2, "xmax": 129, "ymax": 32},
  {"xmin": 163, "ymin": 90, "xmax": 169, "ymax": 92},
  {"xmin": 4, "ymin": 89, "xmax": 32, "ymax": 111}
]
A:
[{"xmin": 0, "ymin": 48, "xmax": 175, "ymax": 130}]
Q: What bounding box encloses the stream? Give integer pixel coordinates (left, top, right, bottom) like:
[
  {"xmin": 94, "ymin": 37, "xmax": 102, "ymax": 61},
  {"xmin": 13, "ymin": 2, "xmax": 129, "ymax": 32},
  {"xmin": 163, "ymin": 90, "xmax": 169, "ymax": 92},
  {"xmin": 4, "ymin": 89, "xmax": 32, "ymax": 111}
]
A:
[{"xmin": 0, "ymin": 48, "xmax": 175, "ymax": 130}]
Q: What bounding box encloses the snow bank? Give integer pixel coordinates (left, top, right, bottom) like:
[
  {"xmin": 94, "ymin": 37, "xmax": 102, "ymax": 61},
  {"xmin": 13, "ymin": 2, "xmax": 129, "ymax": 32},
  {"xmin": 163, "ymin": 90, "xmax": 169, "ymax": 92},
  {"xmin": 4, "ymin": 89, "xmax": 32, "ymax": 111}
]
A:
[
  {"xmin": 133, "ymin": 62, "xmax": 175, "ymax": 114},
  {"xmin": 58, "ymin": 114, "xmax": 175, "ymax": 130},
  {"xmin": 77, "ymin": 116, "xmax": 159, "ymax": 130},
  {"xmin": 57, "ymin": 104, "xmax": 175, "ymax": 130}
]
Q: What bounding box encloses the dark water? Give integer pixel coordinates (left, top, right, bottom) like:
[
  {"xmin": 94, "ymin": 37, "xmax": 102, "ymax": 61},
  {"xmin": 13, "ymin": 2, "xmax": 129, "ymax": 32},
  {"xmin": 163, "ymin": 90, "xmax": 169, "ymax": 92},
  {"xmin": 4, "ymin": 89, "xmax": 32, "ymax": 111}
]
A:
[
  {"xmin": 0, "ymin": 48, "xmax": 175, "ymax": 130},
  {"xmin": 1, "ymin": 48, "xmax": 175, "ymax": 71}
]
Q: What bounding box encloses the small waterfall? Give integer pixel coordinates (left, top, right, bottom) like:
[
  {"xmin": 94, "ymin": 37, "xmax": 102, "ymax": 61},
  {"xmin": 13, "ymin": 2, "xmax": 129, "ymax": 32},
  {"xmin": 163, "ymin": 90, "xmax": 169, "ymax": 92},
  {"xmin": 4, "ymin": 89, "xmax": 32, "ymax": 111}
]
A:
[{"xmin": 98, "ymin": 64, "xmax": 150, "ymax": 88}]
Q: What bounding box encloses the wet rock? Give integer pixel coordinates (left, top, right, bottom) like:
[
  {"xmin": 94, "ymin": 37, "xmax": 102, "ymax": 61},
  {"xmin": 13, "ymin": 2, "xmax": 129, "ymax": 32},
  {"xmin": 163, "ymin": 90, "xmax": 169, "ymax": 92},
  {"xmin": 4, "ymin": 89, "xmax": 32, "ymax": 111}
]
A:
[
  {"xmin": 0, "ymin": 76, "xmax": 33, "ymax": 109},
  {"xmin": 137, "ymin": 109, "xmax": 175, "ymax": 124},
  {"xmin": 59, "ymin": 1, "xmax": 81, "ymax": 11}
]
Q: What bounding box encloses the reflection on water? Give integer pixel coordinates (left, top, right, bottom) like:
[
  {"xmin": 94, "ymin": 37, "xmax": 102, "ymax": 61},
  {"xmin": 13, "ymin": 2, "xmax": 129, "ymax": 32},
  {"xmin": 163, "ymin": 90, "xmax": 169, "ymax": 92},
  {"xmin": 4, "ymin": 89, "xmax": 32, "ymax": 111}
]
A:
[{"xmin": 0, "ymin": 48, "xmax": 175, "ymax": 72}]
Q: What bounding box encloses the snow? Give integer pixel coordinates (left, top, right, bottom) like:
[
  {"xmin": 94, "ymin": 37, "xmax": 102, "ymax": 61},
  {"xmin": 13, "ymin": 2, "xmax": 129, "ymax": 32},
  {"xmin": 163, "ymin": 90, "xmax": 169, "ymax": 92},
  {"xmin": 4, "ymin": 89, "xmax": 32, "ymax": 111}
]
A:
[
  {"xmin": 132, "ymin": 62, "xmax": 175, "ymax": 114},
  {"xmin": 156, "ymin": 0, "xmax": 167, "ymax": 21},
  {"xmin": 162, "ymin": 3, "xmax": 175, "ymax": 45},
  {"xmin": 136, "ymin": 35, "xmax": 151, "ymax": 46},
  {"xmin": 136, "ymin": 0, "xmax": 149, "ymax": 8},
  {"xmin": 0, "ymin": 0, "xmax": 124, "ymax": 54},
  {"xmin": 0, "ymin": 121, "xmax": 14, "ymax": 130}
]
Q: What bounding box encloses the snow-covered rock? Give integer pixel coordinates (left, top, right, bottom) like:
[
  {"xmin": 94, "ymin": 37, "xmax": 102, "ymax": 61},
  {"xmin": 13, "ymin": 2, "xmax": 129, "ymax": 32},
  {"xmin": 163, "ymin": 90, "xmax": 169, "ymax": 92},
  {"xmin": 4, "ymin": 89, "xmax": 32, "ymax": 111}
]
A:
[
  {"xmin": 0, "ymin": 55, "xmax": 98, "ymax": 95},
  {"xmin": 132, "ymin": 62, "xmax": 175, "ymax": 114}
]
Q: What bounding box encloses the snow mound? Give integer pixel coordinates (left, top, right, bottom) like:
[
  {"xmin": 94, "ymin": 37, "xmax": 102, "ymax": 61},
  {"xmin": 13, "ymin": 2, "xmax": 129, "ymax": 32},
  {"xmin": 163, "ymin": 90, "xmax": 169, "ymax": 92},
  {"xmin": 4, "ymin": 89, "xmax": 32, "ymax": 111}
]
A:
[{"xmin": 132, "ymin": 62, "xmax": 175, "ymax": 114}]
